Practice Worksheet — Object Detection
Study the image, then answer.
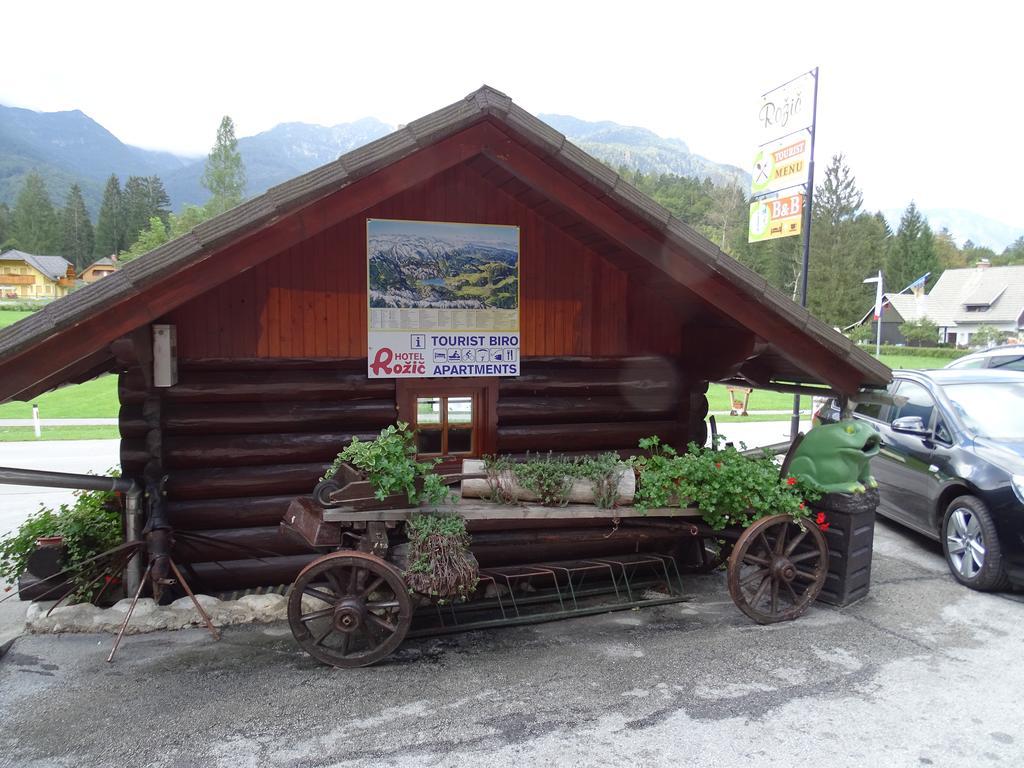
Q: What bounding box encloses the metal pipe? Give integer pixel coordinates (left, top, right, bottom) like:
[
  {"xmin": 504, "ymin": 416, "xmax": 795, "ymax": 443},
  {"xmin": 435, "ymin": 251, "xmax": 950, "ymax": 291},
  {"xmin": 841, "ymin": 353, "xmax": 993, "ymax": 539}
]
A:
[
  {"xmin": 0, "ymin": 467, "xmax": 143, "ymax": 594},
  {"xmin": 0, "ymin": 467, "xmax": 134, "ymax": 493}
]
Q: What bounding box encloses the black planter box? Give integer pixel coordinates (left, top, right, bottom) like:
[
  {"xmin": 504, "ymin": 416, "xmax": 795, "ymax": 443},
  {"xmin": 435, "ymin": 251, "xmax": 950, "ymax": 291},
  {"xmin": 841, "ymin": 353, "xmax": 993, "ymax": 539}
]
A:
[{"xmin": 815, "ymin": 488, "xmax": 879, "ymax": 607}]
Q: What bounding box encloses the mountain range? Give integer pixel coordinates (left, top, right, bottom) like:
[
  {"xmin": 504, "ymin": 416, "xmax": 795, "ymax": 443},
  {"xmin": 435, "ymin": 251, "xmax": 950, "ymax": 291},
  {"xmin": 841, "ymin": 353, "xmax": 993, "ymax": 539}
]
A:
[{"xmin": 1, "ymin": 103, "xmax": 1020, "ymax": 251}]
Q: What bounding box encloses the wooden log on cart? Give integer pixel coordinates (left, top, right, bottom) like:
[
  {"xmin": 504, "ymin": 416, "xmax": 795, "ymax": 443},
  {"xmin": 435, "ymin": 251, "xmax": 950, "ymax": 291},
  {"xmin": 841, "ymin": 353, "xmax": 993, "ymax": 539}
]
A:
[{"xmin": 458, "ymin": 458, "xmax": 636, "ymax": 505}]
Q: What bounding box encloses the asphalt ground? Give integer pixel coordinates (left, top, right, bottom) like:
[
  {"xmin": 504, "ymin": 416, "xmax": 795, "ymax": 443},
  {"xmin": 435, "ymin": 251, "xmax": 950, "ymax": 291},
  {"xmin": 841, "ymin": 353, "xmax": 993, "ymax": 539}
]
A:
[{"xmin": 1, "ymin": 518, "xmax": 1022, "ymax": 768}]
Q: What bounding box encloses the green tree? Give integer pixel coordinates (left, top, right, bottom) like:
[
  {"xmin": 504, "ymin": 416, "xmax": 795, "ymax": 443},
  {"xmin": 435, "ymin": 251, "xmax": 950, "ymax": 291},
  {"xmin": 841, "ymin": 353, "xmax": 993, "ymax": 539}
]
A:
[
  {"xmin": 814, "ymin": 154, "xmax": 863, "ymax": 227},
  {"xmin": 934, "ymin": 227, "xmax": 966, "ymax": 270},
  {"xmin": 9, "ymin": 171, "xmax": 61, "ymax": 254},
  {"xmin": 60, "ymin": 184, "xmax": 95, "ymax": 272},
  {"xmin": 848, "ymin": 323, "xmax": 874, "ymax": 344},
  {"xmin": 202, "ymin": 115, "xmax": 246, "ymax": 215},
  {"xmin": 120, "ymin": 204, "xmax": 213, "ymax": 263},
  {"xmin": 0, "ymin": 202, "xmax": 9, "ymax": 249},
  {"xmin": 169, "ymin": 204, "xmax": 209, "ymax": 238},
  {"xmin": 703, "ymin": 183, "xmax": 746, "ymax": 252},
  {"xmin": 998, "ymin": 236, "xmax": 1024, "ymax": 265},
  {"xmin": 899, "ymin": 317, "xmax": 939, "ymax": 347},
  {"xmin": 885, "ymin": 202, "xmax": 937, "ymax": 292},
  {"xmin": 806, "ymin": 155, "xmax": 889, "ymax": 326},
  {"xmin": 971, "ymin": 325, "xmax": 1007, "ymax": 348},
  {"xmin": 120, "ymin": 216, "xmax": 169, "ymax": 262},
  {"xmin": 94, "ymin": 174, "xmax": 125, "ymax": 258},
  {"xmin": 961, "ymin": 240, "xmax": 996, "ymax": 267},
  {"xmin": 122, "ymin": 175, "xmax": 171, "ymax": 249}
]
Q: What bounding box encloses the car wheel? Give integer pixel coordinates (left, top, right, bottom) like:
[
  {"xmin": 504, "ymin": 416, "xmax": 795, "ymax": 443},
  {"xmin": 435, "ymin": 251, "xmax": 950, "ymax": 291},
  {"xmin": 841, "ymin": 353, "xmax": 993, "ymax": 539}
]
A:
[{"xmin": 941, "ymin": 496, "xmax": 1010, "ymax": 592}]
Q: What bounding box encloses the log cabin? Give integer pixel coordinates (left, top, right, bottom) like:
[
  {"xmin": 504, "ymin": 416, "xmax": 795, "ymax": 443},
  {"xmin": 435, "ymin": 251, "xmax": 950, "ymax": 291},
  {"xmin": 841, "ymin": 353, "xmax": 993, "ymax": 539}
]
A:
[{"xmin": 0, "ymin": 86, "xmax": 890, "ymax": 592}]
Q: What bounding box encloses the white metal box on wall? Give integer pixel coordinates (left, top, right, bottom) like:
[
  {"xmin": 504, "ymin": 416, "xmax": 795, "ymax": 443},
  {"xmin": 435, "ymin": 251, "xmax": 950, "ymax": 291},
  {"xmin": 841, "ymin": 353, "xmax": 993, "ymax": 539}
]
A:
[{"xmin": 153, "ymin": 324, "xmax": 178, "ymax": 387}]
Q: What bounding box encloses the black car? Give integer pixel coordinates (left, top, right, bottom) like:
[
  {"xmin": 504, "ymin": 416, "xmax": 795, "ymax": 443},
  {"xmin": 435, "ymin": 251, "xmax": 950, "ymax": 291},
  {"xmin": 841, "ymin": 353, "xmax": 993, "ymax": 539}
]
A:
[{"xmin": 816, "ymin": 369, "xmax": 1024, "ymax": 591}]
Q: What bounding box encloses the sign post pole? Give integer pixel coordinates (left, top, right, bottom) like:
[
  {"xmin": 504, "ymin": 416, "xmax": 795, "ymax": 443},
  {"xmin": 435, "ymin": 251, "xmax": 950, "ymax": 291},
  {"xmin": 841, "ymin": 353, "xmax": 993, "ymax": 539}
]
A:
[{"xmin": 789, "ymin": 67, "xmax": 819, "ymax": 442}]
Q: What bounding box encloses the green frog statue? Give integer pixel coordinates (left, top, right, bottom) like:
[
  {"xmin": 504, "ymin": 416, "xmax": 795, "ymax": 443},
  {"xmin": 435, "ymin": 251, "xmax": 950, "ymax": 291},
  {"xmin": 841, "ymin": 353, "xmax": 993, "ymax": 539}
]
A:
[{"xmin": 787, "ymin": 420, "xmax": 881, "ymax": 494}]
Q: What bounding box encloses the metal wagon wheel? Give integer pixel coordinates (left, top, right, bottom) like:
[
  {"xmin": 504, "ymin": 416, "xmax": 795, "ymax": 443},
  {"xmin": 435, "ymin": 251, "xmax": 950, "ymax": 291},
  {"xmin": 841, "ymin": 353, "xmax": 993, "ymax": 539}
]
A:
[
  {"xmin": 288, "ymin": 551, "xmax": 413, "ymax": 668},
  {"xmin": 727, "ymin": 514, "xmax": 828, "ymax": 624}
]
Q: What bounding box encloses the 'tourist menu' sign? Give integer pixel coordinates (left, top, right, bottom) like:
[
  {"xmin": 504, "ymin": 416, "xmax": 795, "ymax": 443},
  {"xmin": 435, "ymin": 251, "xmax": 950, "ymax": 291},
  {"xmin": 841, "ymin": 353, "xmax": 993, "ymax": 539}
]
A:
[
  {"xmin": 366, "ymin": 219, "xmax": 521, "ymax": 378},
  {"xmin": 751, "ymin": 130, "xmax": 811, "ymax": 196}
]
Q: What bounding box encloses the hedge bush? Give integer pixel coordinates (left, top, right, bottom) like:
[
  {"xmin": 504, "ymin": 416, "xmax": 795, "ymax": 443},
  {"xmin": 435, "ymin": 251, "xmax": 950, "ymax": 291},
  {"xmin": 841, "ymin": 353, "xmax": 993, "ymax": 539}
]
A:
[{"xmin": 874, "ymin": 345, "xmax": 969, "ymax": 360}]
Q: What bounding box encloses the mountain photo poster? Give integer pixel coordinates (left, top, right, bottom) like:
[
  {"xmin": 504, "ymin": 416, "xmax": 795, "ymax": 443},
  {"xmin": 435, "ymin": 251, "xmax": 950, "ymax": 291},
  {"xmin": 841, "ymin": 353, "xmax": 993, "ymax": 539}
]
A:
[{"xmin": 366, "ymin": 219, "xmax": 521, "ymax": 378}]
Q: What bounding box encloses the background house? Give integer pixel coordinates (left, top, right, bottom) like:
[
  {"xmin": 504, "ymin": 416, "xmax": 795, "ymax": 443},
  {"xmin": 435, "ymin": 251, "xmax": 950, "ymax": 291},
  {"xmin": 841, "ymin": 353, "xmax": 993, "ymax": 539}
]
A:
[
  {"xmin": 0, "ymin": 249, "xmax": 75, "ymax": 300},
  {"xmin": 886, "ymin": 261, "xmax": 1024, "ymax": 346},
  {"xmin": 79, "ymin": 255, "xmax": 119, "ymax": 284}
]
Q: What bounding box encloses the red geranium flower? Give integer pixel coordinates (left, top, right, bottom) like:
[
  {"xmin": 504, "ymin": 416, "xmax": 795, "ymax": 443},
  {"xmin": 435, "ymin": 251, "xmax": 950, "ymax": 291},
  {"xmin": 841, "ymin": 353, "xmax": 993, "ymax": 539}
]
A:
[
  {"xmin": 815, "ymin": 511, "xmax": 830, "ymax": 531},
  {"xmin": 786, "ymin": 477, "xmax": 797, "ymax": 486}
]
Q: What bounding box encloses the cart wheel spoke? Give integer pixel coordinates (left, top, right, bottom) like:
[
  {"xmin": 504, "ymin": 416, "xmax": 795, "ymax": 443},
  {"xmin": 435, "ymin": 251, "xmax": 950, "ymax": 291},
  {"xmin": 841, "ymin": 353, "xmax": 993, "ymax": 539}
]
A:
[
  {"xmin": 784, "ymin": 580, "xmax": 801, "ymax": 605},
  {"xmin": 366, "ymin": 612, "xmax": 397, "ymax": 635},
  {"xmin": 361, "ymin": 576, "xmax": 386, "ymax": 598},
  {"xmin": 303, "ymin": 586, "xmax": 337, "ymax": 604},
  {"xmin": 740, "ymin": 568, "xmax": 770, "ymax": 587},
  {"xmin": 366, "ymin": 600, "xmax": 401, "ymax": 610},
  {"xmin": 313, "ymin": 625, "xmax": 333, "ymax": 647},
  {"xmin": 749, "ymin": 572, "xmax": 772, "ymax": 607},
  {"xmin": 790, "ymin": 549, "xmax": 822, "ymax": 564},
  {"xmin": 742, "ymin": 553, "xmax": 770, "ymax": 567},
  {"xmin": 784, "ymin": 530, "xmax": 808, "ymax": 556},
  {"xmin": 299, "ymin": 607, "xmax": 334, "ymax": 623},
  {"xmin": 793, "ymin": 568, "xmax": 818, "ymax": 582}
]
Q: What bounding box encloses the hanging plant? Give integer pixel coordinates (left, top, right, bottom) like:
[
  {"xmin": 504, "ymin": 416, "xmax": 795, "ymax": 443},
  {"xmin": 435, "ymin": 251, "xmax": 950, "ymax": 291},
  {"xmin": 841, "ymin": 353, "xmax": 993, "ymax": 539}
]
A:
[{"xmin": 404, "ymin": 513, "xmax": 478, "ymax": 603}]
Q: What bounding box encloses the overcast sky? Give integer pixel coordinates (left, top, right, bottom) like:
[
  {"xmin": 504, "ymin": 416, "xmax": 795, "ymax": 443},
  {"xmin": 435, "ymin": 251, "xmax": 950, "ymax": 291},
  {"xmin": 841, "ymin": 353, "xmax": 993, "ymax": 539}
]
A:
[{"xmin": 3, "ymin": 1, "xmax": 1020, "ymax": 226}]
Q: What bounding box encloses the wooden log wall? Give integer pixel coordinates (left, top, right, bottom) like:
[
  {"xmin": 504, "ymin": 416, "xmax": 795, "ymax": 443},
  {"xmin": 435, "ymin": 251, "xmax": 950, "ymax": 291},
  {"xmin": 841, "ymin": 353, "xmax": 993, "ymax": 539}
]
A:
[
  {"xmin": 497, "ymin": 356, "xmax": 701, "ymax": 454},
  {"xmin": 118, "ymin": 355, "xmax": 709, "ymax": 591}
]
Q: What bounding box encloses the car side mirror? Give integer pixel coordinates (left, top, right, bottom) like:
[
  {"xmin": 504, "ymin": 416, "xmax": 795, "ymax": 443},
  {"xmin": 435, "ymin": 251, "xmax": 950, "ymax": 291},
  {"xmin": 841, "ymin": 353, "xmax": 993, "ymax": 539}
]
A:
[{"xmin": 892, "ymin": 416, "xmax": 930, "ymax": 436}]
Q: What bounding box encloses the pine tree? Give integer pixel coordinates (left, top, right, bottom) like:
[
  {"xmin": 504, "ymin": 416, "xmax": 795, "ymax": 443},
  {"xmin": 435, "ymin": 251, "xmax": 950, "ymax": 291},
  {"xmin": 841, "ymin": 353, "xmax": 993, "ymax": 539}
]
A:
[
  {"xmin": 94, "ymin": 174, "xmax": 125, "ymax": 258},
  {"xmin": 0, "ymin": 202, "xmax": 9, "ymax": 249},
  {"xmin": 813, "ymin": 154, "xmax": 863, "ymax": 227},
  {"xmin": 201, "ymin": 116, "xmax": 246, "ymax": 216},
  {"xmin": 122, "ymin": 175, "xmax": 172, "ymax": 250},
  {"xmin": 806, "ymin": 156, "xmax": 886, "ymax": 326},
  {"xmin": 61, "ymin": 184, "xmax": 95, "ymax": 272},
  {"xmin": 885, "ymin": 202, "xmax": 938, "ymax": 292},
  {"xmin": 9, "ymin": 171, "xmax": 61, "ymax": 254}
]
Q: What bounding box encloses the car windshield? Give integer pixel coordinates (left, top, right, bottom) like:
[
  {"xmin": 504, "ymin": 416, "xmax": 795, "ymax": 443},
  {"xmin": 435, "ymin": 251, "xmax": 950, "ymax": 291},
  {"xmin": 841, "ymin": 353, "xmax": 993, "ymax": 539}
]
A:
[{"xmin": 944, "ymin": 382, "xmax": 1024, "ymax": 440}]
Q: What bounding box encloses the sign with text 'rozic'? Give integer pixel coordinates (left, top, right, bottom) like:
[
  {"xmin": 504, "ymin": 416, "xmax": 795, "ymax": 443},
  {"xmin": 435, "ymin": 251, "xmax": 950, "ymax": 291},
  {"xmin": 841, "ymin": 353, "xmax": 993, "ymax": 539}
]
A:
[
  {"xmin": 756, "ymin": 72, "xmax": 815, "ymax": 146},
  {"xmin": 748, "ymin": 194, "xmax": 804, "ymax": 243},
  {"xmin": 751, "ymin": 130, "xmax": 811, "ymax": 196}
]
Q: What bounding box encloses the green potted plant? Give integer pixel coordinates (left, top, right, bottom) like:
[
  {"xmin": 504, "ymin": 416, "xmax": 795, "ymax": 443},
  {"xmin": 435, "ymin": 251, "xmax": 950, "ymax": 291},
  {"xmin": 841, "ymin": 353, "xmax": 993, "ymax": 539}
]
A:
[{"xmin": 0, "ymin": 481, "xmax": 124, "ymax": 604}]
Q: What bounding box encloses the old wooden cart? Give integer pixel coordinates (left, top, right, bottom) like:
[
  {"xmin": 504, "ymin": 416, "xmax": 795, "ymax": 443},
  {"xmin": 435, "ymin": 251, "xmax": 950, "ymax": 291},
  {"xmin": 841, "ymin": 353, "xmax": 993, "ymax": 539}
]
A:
[{"xmin": 281, "ymin": 455, "xmax": 830, "ymax": 668}]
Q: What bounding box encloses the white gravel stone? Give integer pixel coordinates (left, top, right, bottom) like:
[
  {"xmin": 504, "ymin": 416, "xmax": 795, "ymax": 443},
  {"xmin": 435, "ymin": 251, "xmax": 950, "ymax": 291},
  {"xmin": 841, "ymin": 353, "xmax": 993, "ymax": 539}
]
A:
[{"xmin": 24, "ymin": 591, "xmax": 293, "ymax": 635}]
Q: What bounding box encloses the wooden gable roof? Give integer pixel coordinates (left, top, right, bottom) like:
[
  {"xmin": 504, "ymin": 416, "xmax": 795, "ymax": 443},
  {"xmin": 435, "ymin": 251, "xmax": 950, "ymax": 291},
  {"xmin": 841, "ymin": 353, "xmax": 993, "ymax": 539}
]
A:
[{"xmin": 0, "ymin": 86, "xmax": 890, "ymax": 403}]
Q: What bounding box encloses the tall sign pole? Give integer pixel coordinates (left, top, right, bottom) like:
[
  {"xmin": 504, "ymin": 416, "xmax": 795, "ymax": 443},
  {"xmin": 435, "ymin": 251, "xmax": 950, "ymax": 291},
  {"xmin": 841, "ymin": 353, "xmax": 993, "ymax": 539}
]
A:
[
  {"xmin": 747, "ymin": 67, "xmax": 819, "ymax": 441},
  {"xmin": 790, "ymin": 67, "xmax": 819, "ymax": 441}
]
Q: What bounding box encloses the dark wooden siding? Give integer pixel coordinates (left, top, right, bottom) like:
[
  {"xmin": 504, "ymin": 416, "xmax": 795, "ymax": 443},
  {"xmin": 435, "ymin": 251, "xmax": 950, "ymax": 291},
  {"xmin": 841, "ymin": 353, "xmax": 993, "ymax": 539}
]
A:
[
  {"xmin": 119, "ymin": 356, "xmax": 708, "ymax": 592},
  {"xmin": 165, "ymin": 162, "xmax": 685, "ymax": 360}
]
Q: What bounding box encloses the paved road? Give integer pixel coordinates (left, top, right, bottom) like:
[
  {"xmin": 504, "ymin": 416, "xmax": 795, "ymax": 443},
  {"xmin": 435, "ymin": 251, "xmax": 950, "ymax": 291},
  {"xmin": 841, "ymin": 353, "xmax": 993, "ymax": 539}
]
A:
[{"xmin": 1, "ymin": 520, "xmax": 1022, "ymax": 767}]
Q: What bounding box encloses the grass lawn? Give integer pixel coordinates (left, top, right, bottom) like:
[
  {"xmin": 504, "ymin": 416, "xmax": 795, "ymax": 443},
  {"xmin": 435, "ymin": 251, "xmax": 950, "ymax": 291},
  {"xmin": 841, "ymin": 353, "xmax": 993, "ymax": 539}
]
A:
[
  {"xmin": 0, "ymin": 425, "xmax": 120, "ymax": 441},
  {"xmin": 0, "ymin": 374, "xmax": 119, "ymax": 419},
  {"xmin": 707, "ymin": 351, "xmax": 946, "ymax": 416},
  {"xmin": 0, "ymin": 309, "xmax": 36, "ymax": 329},
  {"xmin": 0, "ymin": 349, "xmax": 951, "ymax": 436}
]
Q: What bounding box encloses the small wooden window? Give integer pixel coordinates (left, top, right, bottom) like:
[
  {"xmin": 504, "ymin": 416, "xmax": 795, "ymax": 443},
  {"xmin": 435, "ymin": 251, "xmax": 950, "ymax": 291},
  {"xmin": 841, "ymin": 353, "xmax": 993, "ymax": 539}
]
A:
[{"xmin": 397, "ymin": 379, "xmax": 497, "ymax": 469}]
